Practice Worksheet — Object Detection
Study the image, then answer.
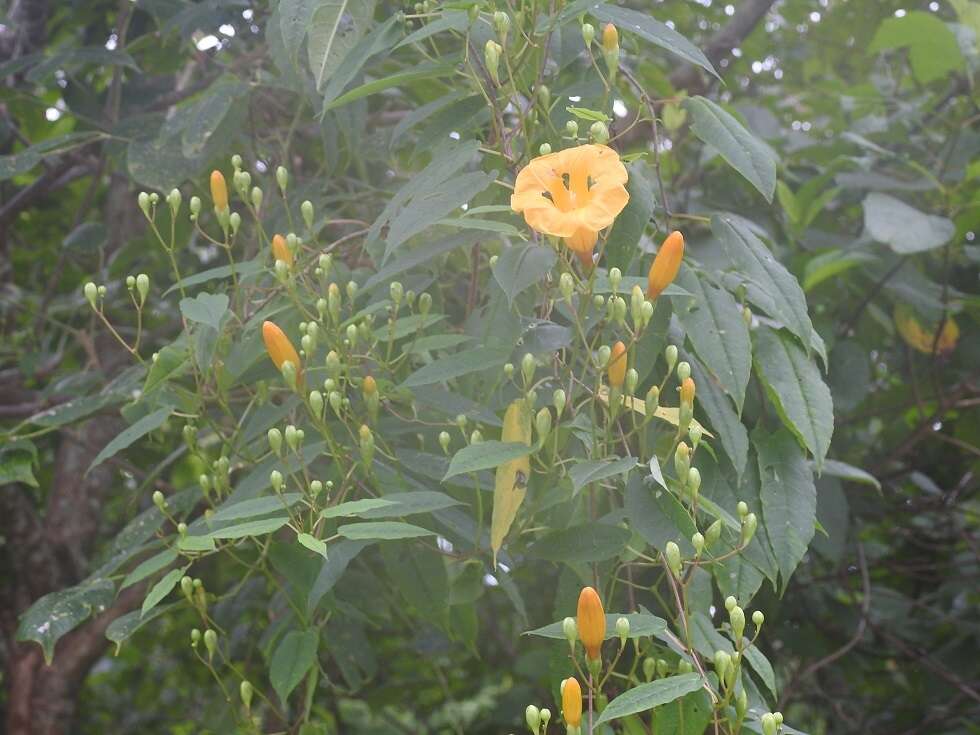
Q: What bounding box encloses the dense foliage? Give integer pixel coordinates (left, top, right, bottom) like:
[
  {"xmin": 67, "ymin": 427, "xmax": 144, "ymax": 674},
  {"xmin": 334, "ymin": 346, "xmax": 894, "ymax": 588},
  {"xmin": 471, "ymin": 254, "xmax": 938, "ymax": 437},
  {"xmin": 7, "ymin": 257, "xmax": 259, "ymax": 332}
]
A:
[{"xmin": 1, "ymin": 1, "xmax": 978, "ymax": 734}]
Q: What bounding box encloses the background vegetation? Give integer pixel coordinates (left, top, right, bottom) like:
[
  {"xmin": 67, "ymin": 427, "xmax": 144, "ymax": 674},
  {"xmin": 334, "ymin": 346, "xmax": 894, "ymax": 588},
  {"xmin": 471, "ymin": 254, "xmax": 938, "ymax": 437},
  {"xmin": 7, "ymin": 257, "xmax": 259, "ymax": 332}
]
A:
[{"xmin": 1, "ymin": 0, "xmax": 978, "ymax": 734}]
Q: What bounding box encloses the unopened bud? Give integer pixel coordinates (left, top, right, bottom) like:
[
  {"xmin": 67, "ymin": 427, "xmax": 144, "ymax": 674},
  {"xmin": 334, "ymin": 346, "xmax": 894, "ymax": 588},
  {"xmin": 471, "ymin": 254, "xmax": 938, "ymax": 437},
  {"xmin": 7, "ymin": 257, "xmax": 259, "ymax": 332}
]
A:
[
  {"xmin": 301, "ymin": 200, "xmax": 314, "ymax": 230},
  {"xmin": 645, "ymin": 385, "xmax": 660, "ymax": 416},
  {"xmin": 643, "ymin": 657, "xmax": 656, "ymax": 680},
  {"xmin": 677, "ymin": 361, "xmax": 691, "ymax": 382},
  {"xmin": 309, "ymin": 390, "xmax": 324, "ymax": 417},
  {"xmin": 597, "ymin": 345, "xmax": 611, "ymax": 368},
  {"xmin": 525, "ymin": 704, "xmax": 541, "ymax": 732},
  {"xmin": 674, "ymin": 442, "xmax": 690, "ymax": 478},
  {"xmin": 189, "ymin": 196, "xmax": 201, "ymax": 217},
  {"xmin": 203, "ymin": 629, "xmax": 217, "ymax": 660},
  {"xmin": 714, "ymin": 650, "xmax": 731, "ymax": 684},
  {"xmin": 138, "ymin": 191, "xmax": 151, "ymax": 216},
  {"xmin": 521, "ymin": 353, "xmax": 536, "ymax": 385},
  {"xmin": 439, "ymin": 431, "xmax": 451, "ymax": 453},
  {"xmin": 692, "ymin": 532, "xmax": 704, "ymax": 554},
  {"xmin": 615, "ymin": 616, "xmax": 630, "ymax": 644},
  {"xmin": 665, "ymin": 541, "xmax": 682, "ymax": 577},
  {"xmin": 737, "ymin": 501, "xmax": 749, "ymax": 518},
  {"xmin": 687, "ymin": 467, "xmax": 701, "ymax": 496},
  {"xmin": 152, "ymin": 490, "xmax": 166, "ymax": 509},
  {"xmin": 135, "ymin": 273, "xmax": 149, "ymax": 303},
  {"xmin": 590, "ymin": 121, "xmax": 609, "ymax": 144},
  {"xmin": 730, "ymin": 605, "xmax": 745, "ymax": 642},
  {"xmin": 538, "ymin": 143, "xmax": 552, "ymax": 155},
  {"xmin": 559, "ymin": 272, "xmax": 575, "ymax": 300},
  {"xmin": 761, "ymin": 713, "xmax": 777, "ymax": 735},
  {"xmin": 752, "ymin": 610, "xmax": 765, "ymax": 628},
  {"xmin": 625, "ymin": 368, "xmax": 638, "ymax": 394},
  {"xmin": 270, "ymin": 470, "xmax": 283, "ymax": 493},
  {"xmin": 553, "ymin": 388, "xmax": 566, "ymax": 416},
  {"xmin": 705, "ymin": 519, "xmax": 722, "ymax": 547},
  {"xmin": 566, "ymin": 119, "xmax": 579, "ymax": 137},
  {"xmin": 493, "ymin": 10, "xmax": 510, "ymax": 36},
  {"xmin": 503, "ymin": 363, "xmax": 515, "ymax": 379},
  {"xmin": 581, "ymin": 22, "xmax": 595, "ymax": 46},
  {"xmin": 665, "ymin": 345, "xmax": 678, "ymax": 372},
  {"xmin": 240, "ymin": 680, "xmax": 253, "ymax": 710},
  {"xmin": 535, "ymin": 408, "xmax": 552, "ymax": 440},
  {"xmin": 741, "ymin": 512, "xmax": 757, "ymax": 544},
  {"xmin": 276, "ymin": 165, "xmax": 288, "ymax": 193},
  {"xmin": 484, "ymin": 40, "xmax": 501, "ymax": 84},
  {"xmin": 539, "ymin": 709, "xmax": 551, "ymax": 727},
  {"xmin": 563, "ymin": 616, "xmax": 578, "ymax": 644},
  {"xmin": 84, "ymin": 282, "xmax": 98, "ymax": 308}
]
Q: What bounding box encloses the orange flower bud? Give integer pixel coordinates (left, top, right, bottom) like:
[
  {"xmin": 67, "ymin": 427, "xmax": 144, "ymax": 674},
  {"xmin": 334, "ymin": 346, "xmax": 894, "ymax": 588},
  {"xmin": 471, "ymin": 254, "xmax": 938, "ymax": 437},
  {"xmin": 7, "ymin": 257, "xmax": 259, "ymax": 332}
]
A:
[
  {"xmin": 561, "ymin": 677, "xmax": 583, "ymax": 727},
  {"xmin": 271, "ymin": 234, "xmax": 292, "ymax": 266},
  {"xmin": 363, "ymin": 375, "xmax": 377, "ymax": 396},
  {"xmin": 262, "ymin": 321, "xmax": 302, "ymax": 384},
  {"xmin": 680, "ymin": 376, "xmax": 695, "ymax": 405},
  {"xmin": 647, "ymin": 230, "xmax": 684, "ymax": 299},
  {"xmin": 210, "ymin": 170, "xmax": 228, "ymax": 212},
  {"xmin": 602, "ymin": 23, "xmax": 618, "ymax": 52},
  {"xmin": 608, "ymin": 341, "xmax": 627, "ymax": 389},
  {"xmin": 577, "ymin": 586, "xmax": 606, "ymax": 660}
]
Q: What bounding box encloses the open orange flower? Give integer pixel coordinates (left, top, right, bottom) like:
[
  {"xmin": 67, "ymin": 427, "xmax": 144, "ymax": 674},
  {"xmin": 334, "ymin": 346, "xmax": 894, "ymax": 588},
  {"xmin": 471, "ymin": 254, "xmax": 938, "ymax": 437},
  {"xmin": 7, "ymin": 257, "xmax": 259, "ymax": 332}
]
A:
[{"xmin": 511, "ymin": 144, "xmax": 629, "ymax": 265}]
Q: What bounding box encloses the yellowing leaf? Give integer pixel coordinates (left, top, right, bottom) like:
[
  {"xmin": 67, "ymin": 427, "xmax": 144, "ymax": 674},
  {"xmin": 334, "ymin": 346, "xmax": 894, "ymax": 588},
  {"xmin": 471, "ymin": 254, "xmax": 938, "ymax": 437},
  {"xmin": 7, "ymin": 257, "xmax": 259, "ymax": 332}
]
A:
[
  {"xmin": 894, "ymin": 305, "xmax": 958, "ymax": 355},
  {"xmin": 597, "ymin": 386, "xmax": 713, "ymax": 437},
  {"xmin": 491, "ymin": 398, "xmax": 532, "ymax": 566}
]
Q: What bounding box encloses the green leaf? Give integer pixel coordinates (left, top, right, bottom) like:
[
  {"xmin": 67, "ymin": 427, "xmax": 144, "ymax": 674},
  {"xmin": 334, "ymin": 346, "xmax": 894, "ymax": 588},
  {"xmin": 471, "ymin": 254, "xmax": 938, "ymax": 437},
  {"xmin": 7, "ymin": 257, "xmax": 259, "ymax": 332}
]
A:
[
  {"xmin": 594, "ymin": 673, "xmax": 703, "ymax": 726},
  {"xmin": 0, "ymin": 132, "xmax": 105, "ymax": 181},
  {"xmin": 443, "ymin": 441, "xmax": 532, "ymax": 480},
  {"xmin": 491, "ymin": 244, "xmax": 558, "ymax": 306},
  {"xmin": 568, "ymin": 456, "xmax": 637, "ymax": 493},
  {"xmin": 626, "ymin": 477, "xmax": 698, "ymax": 555},
  {"xmin": 16, "ymin": 579, "xmax": 116, "ymax": 664},
  {"xmin": 270, "ymin": 629, "xmax": 319, "ymax": 705},
  {"xmin": 141, "ymin": 567, "xmax": 187, "ymax": 617},
  {"xmin": 307, "ymin": 0, "xmax": 375, "ymax": 91},
  {"xmin": 394, "ymin": 10, "xmax": 468, "ymax": 49},
  {"xmin": 308, "ymin": 539, "xmax": 372, "ymax": 613},
  {"xmin": 803, "ymin": 249, "xmax": 877, "ymax": 292},
  {"xmin": 565, "ymin": 106, "xmax": 611, "ymax": 122},
  {"xmin": 321, "ymin": 498, "xmax": 397, "ymax": 518},
  {"xmin": 210, "ymin": 493, "xmax": 304, "ymax": 522},
  {"xmin": 179, "ymin": 80, "xmax": 247, "ymax": 157},
  {"xmin": 122, "ymin": 548, "xmax": 178, "ymax": 589},
  {"xmin": 675, "ymin": 269, "xmax": 751, "ymax": 411},
  {"xmin": 402, "ymin": 346, "xmax": 511, "ymax": 387},
  {"xmin": 755, "ymin": 427, "xmax": 816, "ymax": 588},
  {"xmin": 386, "ymin": 313, "xmax": 447, "ymax": 339},
  {"xmin": 525, "ymin": 612, "xmax": 667, "ymax": 640},
  {"xmin": 690, "ymin": 357, "xmax": 748, "ymax": 479},
  {"xmin": 363, "ymin": 233, "xmax": 478, "ymax": 291},
  {"xmin": 529, "ymin": 523, "xmax": 631, "ymax": 563},
  {"xmin": 280, "ymin": 0, "xmax": 319, "ymax": 58},
  {"xmin": 437, "ymin": 217, "xmax": 521, "ymax": 237},
  {"xmin": 337, "ymin": 521, "xmax": 435, "ymax": 540},
  {"xmin": 163, "ymin": 260, "xmax": 264, "ymax": 296},
  {"xmin": 743, "ymin": 643, "xmax": 777, "ymax": 699},
  {"xmin": 713, "ymin": 215, "xmax": 814, "ymax": 349},
  {"xmin": 179, "ymin": 292, "xmax": 229, "ymax": 331},
  {"xmin": 753, "ymin": 326, "xmax": 834, "ymax": 466},
  {"xmin": 684, "ymin": 96, "xmax": 777, "ymax": 201},
  {"xmin": 357, "ymin": 491, "xmax": 462, "ymax": 518},
  {"xmin": 819, "ymin": 459, "xmax": 880, "ymax": 490},
  {"xmin": 88, "ymin": 407, "xmax": 172, "ymax": 474},
  {"xmin": 604, "ymin": 165, "xmax": 654, "ymax": 270},
  {"xmin": 869, "ymin": 11, "xmax": 965, "ymax": 83},
  {"xmin": 405, "ymin": 334, "xmax": 472, "ymax": 353},
  {"xmin": 106, "ymin": 603, "xmax": 178, "ymax": 655},
  {"xmin": 25, "ymin": 393, "xmax": 120, "ymax": 428},
  {"xmin": 324, "ymin": 62, "xmax": 457, "ymax": 111},
  {"xmin": 591, "ymin": 4, "xmax": 719, "ymax": 79},
  {"xmin": 143, "ymin": 344, "xmax": 188, "ymax": 394},
  {"xmin": 322, "ymin": 14, "xmax": 404, "ymax": 107},
  {"xmin": 0, "ymin": 451, "xmax": 38, "ymax": 487},
  {"xmin": 862, "ymin": 192, "xmax": 955, "ymax": 254},
  {"xmin": 297, "ymin": 532, "xmax": 329, "ymax": 558},
  {"xmin": 208, "ymin": 516, "xmax": 291, "ymax": 539}
]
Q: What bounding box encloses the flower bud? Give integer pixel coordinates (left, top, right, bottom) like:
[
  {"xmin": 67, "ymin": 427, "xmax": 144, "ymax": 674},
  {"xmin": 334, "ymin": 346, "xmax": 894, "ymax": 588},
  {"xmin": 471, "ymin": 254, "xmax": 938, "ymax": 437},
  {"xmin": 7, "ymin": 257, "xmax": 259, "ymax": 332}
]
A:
[
  {"xmin": 736, "ymin": 688, "xmax": 748, "ymax": 718},
  {"xmin": 704, "ymin": 519, "xmax": 722, "ymax": 548},
  {"xmin": 231, "ymin": 154, "xmax": 243, "ymax": 170},
  {"xmin": 559, "ymin": 271, "xmax": 575, "ymax": 300},
  {"xmin": 608, "ymin": 341, "xmax": 627, "ymax": 389},
  {"xmin": 521, "ymin": 352, "xmax": 536, "ymax": 385},
  {"xmin": 503, "ymin": 363, "xmax": 514, "ymax": 379},
  {"xmin": 271, "ymin": 234, "xmax": 292, "ymax": 267},
  {"xmin": 538, "ymin": 143, "xmax": 552, "ymax": 155},
  {"xmin": 615, "ymin": 616, "xmax": 630, "ymax": 645},
  {"xmin": 210, "ymin": 170, "xmax": 228, "ymax": 212},
  {"xmin": 284, "ymin": 424, "xmax": 299, "ymax": 451},
  {"xmin": 590, "ymin": 121, "xmax": 609, "ymax": 144},
  {"xmin": 665, "ymin": 344, "xmax": 678, "ymax": 372},
  {"xmin": 359, "ymin": 424, "xmax": 375, "ymax": 467},
  {"xmin": 484, "ymin": 40, "xmax": 501, "ymax": 84},
  {"xmin": 553, "ymin": 388, "xmax": 566, "ymax": 417},
  {"xmin": 561, "ymin": 677, "xmax": 582, "ymax": 728},
  {"xmin": 270, "ymin": 470, "xmax": 284, "ymax": 493},
  {"xmin": 714, "ymin": 650, "xmax": 731, "ymax": 683},
  {"xmin": 596, "ymin": 344, "xmax": 611, "ymax": 369},
  {"xmin": 346, "ymin": 280, "xmax": 358, "ymax": 302},
  {"xmin": 127, "ymin": 275, "xmax": 137, "ymax": 291},
  {"xmin": 741, "ymin": 512, "xmax": 757, "ymax": 544},
  {"xmin": 228, "ymin": 211, "xmax": 241, "ymax": 236},
  {"xmin": 248, "ymin": 186, "xmax": 262, "ymax": 212},
  {"xmin": 737, "ymin": 501, "xmax": 749, "ymax": 518},
  {"xmin": 612, "ymin": 295, "xmax": 627, "ymax": 325},
  {"xmin": 138, "ymin": 191, "xmax": 151, "ymax": 216},
  {"xmin": 645, "ymin": 385, "xmax": 660, "ymax": 416},
  {"xmin": 276, "ymin": 165, "xmax": 288, "ymax": 193},
  {"xmin": 189, "ymin": 196, "xmax": 201, "ymax": 218},
  {"xmin": 493, "ymin": 10, "xmax": 510, "ymax": 36},
  {"xmin": 166, "ymin": 188, "xmax": 182, "ymax": 215},
  {"xmin": 687, "ymin": 467, "xmax": 701, "ymax": 496},
  {"xmin": 345, "ymin": 323, "xmax": 358, "ymax": 348},
  {"xmin": 647, "ymin": 231, "xmax": 684, "ymax": 299},
  {"xmin": 325, "ymin": 350, "xmax": 341, "ymax": 379},
  {"xmin": 566, "ymin": 119, "xmax": 579, "ymax": 137},
  {"xmin": 658, "ymin": 659, "xmax": 670, "ymax": 677},
  {"xmin": 625, "ymin": 368, "xmax": 638, "ymax": 394},
  {"xmin": 761, "ymin": 713, "xmax": 777, "ymax": 735},
  {"xmin": 581, "ymin": 22, "xmax": 595, "ymax": 46},
  {"xmin": 680, "ymin": 376, "xmax": 695, "ymax": 406},
  {"xmin": 198, "ymin": 474, "xmax": 211, "ymax": 495},
  {"xmin": 240, "ymin": 680, "xmax": 253, "ymax": 711},
  {"xmin": 665, "ymin": 541, "xmax": 682, "ymax": 576},
  {"xmin": 602, "ymin": 23, "xmax": 619, "ymax": 52},
  {"xmin": 774, "ymin": 712, "xmax": 784, "ymax": 726},
  {"xmin": 301, "ymin": 200, "xmax": 314, "ymax": 230},
  {"xmin": 418, "ymin": 291, "xmax": 432, "ymax": 316},
  {"xmin": 674, "ymin": 442, "xmax": 690, "ymax": 478},
  {"xmin": 730, "ymin": 605, "xmax": 745, "ymax": 642},
  {"xmin": 677, "ymin": 361, "xmax": 691, "ymax": 382},
  {"xmin": 84, "ymin": 281, "xmax": 98, "ymax": 309},
  {"xmin": 689, "ymin": 424, "xmax": 703, "ymax": 449},
  {"xmin": 263, "ymin": 322, "xmax": 303, "ymax": 387},
  {"xmin": 539, "ymin": 709, "xmax": 551, "ymax": 727},
  {"xmin": 692, "ymin": 532, "xmax": 704, "ymax": 554},
  {"xmin": 309, "ymin": 390, "xmax": 324, "ymax": 418},
  {"xmin": 180, "ymin": 575, "xmax": 194, "ymax": 601},
  {"xmin": 752, "ymin": 610, "xmax": 765, "ymax": 628},
  {"xmin": 152, "ymin": 490, "xmax": 166, "ymax": 509},
  {"xmin": 439, "ymin": 431, "xmax": 451, "ymax": 453},
  {"xmin": 135, "ymin": 273, "xmax": 150, "ymax": 304},
  {"xmin": 469, "ymin": 429, "xmax": 483, "ymax": 444},
  {"xmin": 562, "ymin": 616, "xmax": 578, "ymax": 644},
  {"xmin": 643, "ymin": 657, "xmax": 656, "ymax": 680},
  {"xmin": 535, "ymin": 407, "xmax": 552, "ymax": 440},
  {"xmin": 525, "ymin": 704, "xmax": 540, "ymax": 733},
  {"xmin": 577, "ymin": 586, "xmax": 606, "ymax": 661},
  {"xmin": 203, "ymin": 628, "xmax": 217, "ymax": 660},
  {"xmin": 329, "ymin": 391, "xmax": 343, "ymax": 416}
]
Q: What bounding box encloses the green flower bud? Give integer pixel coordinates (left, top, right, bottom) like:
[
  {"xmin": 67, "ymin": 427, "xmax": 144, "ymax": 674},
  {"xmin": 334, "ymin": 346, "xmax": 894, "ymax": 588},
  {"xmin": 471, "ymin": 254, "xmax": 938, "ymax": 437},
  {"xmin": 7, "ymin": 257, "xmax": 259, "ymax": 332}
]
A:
[
  {"xmin": 608, "ymin": 267, "xmax": 622, "ymax": 292},
  {"xmin": 539, "ymin": 708, "xmax": 551, "ymax": 727},
  {"xmin": 346, "ymin": 280, "xmax": 358, "ymax": 302},
  {"xmin": 345, "ymin": 323, "xmax": 358, "ymax": 348},
  {"xmin": 678, "ymin": 660, "xmax": 694, "ymax": 674},
  {"xmin": 640, "ymin": 300, "xmax": 654, "ymax": 325},
  {"xmin": 691, "ymin": 532, "xmax": 704, "ymax": 555},
  {"xmin": 493, "ymin": 10, "xmax": 510, "ymax": 36},
  {"xmin": 665, "ymin": 344, "xmax": 678, "ymax": 372},
  {"xmin": 689, "ymin": 424, "xmax": 703, "ymax": 449},
  {"xmin": 736, "ymin": 687, "xmax": 748, "ymax": 718},
  {"xmin": 525, "ymin": 704, "xmax": 541, "ymax": 733},
  {"xmin": 229, "ymin": 211, "xmax": 241, "ymax": 235},
  {"xmin": 484, "ymin": 40, "xmax": 501, "ymax": 84},
  {"xmin": 536, "ymin": 84, "xmax": 551, "ymax": 110},
  {"xmin": 625, "ymin": 368, "xmax": 638, "ymax": 394},
  {"xmin": 470, "ymin": 429, "xmax": 483, "ymax": 444},
  {"xmin": 725, "ymin": 595, "xmax": 737, "ymax": 612},
  {"xmin": 135, "ymin": 273, "xmax": 150, "ymax": 303},
  {"xmin": 325, "ymin": 351, "xmax": 341, "ymax": 379},
  {"xmin": 563, "ymin": 616, "xmax": 578, "ymax": 644},
  {"xmin": 503, "ymin": 363, "xmax": 515, "ymax": 379},
  {"xmin": 270, "ymin": 470, "xmax": 284, "ymax": 493},
  {"xmin": 665, "ymin": 541, "xmax": 682, "ymax": 576},
  {"xmin": 677, "ymin": 360, "xmax": 691, "ymax": 382},
  {"xmin": 559, "ymin": 272, "xmax": 575, "ymax": 300},
  {"xmin": 613, "ymin": 295, "xmax": 627, "ymax": 325},
  {"xmin": 198, "ymin": 474, "xmax": 211, "ymax": 495},
  {"xmin": 418, "ymin": 291, "xmax": 432, "ymax": 316},
  {"xmin": 329, "ymin": 391, "xmax": 343, "ymax": 416},
  {"xmin": 359, "ymin": 424, "xmax": 375, "ymax": 467},
  {"xmin": 521, "ymin": 352, "xmax": 536, "ymax": 385},
  {"xmin": 752, "ymin": 610, "xmax": 765, "ymax": 628},
  {"xmin": 566, "ymin": 119, "xmax": 579, "ymax": 137},
  {"xmin": 741, "ymin": 512, "xmax": 757, "ymax": 544},
  {"xmin": 705, "ymin": 519, "xmax": 722, "ymax": 547},
  {"xmin": 240, "ymin": 680, "xmax": 253, "ymax": 711},
  {"xmin": 276, "ymin": 165, "xmax": 288, "ymax": 193},
  {"xmin": 774, "ymin": 712, "xmax": 784, "ymax": 726},
  {"xmin": 643, "ymin": 656, "xmax": 656, "ymax": 681},
  {"xmin": 553, "ymin": 388, "xmax": 566, "ymax": 416},
  {"xmin": 581, "ymin": 22, "xmax": 595, "ymax": 46},
  {"xmin": 674, "ymin": 442, "xmax": 690, "ymax": 478},
  {"xmin": 231, "ymin": 154, "xmax": 243, "ymax": 170},
  {"xmin": 590, "ymin": 121, "xmax": 610, "ymax": 144},
  {"xmin": 389, "ymin": 280, "xmax": 404, "ymax": 307},
  {"xmin": 615, "ymin": 616, "xmax": 630, "ymax": 644},
  {"xmin": 309, "ymin": 390, "xmax": 324, "ymax": 418},
  {"xmin": 526, "ymin": 389, "xmax": 537, "ymax": 408},
  {"xmin": 126, "ymin": 275, "xmax": 136, "ymax": 291},
  {"xmin": 167, "ymin": 188, "xmax": 182, "ymax": 214},
  {"xmin": 730, "ymin": 605, "xmax": 745, "ymax": 642},
  {"xmin": 180, "ymin": 575, "xmax": 194, "ymax": 601},
  {"xmin": 597, "ymin": 344, "xmax": 611, "ymax": 368},
  {"xmin": 714, "ymin": 650, "xmax": 731, "ymax": 684},
  {"xmin": 83, "ymin": 282, "xmax": 98, "ymax": 309},
  {"xmin": 152, "ymin": 490, "xmax": 166, "ymax": 509},
  {"xmin": 301, "ymin": 200, "xmax": 314, "ymax": 231},
  {"xmin": 468, "ymin": 3, "xmax": 479, "ymax": 22},
  {"xmin": 538, "ymin": 142, "xmax": 552, "ymax": 155},
  {"xmin": 761, "ymin": 713, "xmax": 777, "ymax": 735},
  {"xmin": 203, "ymin": 629, "xmax": 218, "ymax": 660},
  {"xmin": 439, "ymin": 431, "xmax": 451, "ymax": 453},
  {"xmin": 645, "ymin": 385, "xmax": 660, "ymax": 416},
  {"xmin": 191, "ymin": 628, "xmax": 201, "ymax": 647},
  {"xmin": 535, "ymin": 407, "xmax": 552, "ymax": 440},
  {"xmin": 177, "ymin": 522, "xmax": 188, "ymax": 535},
  {"xmin": 630, "ymin": 285, "xmax": 644, "ymax": 322},
  {"xmin": 687, "ymin": 467, "xmax": 701, "ymax": 495},
  {"xmin": 737, "ymin": 501, "xmax": 749, "ymax": 518},
  {"xmin": 284, "ymin": 424, "xmax": 299, "ymax": 451},
  {"xmin": 138, "ymin": 191, "xmax": 151, "ymax": 216}
]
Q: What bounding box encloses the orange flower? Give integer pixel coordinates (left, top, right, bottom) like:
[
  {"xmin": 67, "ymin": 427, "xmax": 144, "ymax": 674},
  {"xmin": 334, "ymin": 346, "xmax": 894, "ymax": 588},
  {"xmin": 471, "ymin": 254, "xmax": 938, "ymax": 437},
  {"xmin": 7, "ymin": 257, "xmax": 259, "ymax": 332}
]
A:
[
  {"xmin": 577, "ymin": 586, "xmax": 606, "ymax": 660},
  {"xmin": 262, "ymin": 321, "xmax": 302, "ymax": 384},
  {"xmin": 602, "ymin": 23, "xmax": 618, "ymax": 52},
  {"xmin": 363, "ymin": 375, "xmax": 377, "ymax": 396},
  {"xmin": 680, "ymin": 376, "xmax": 695, "ymax": 405},
  {"xmin": 647, "ymin": 230, "xmax": 684, "ymax": 299},
  {"xmin": 210, "ymin": 170, "xmax": 228, "ymax": 211},
  {"xmin": 511, "ymin": 144, "xmax": 629, "ymax": 265},
  {"xmin": 271, "ymin": 234, "xmax": 293, "ymax": 266},
  {"xmin": 608, "ymin": 341, "xmax": 627, "ymax": 389},
  {"xmin": 561, "ymin": 677, "xmax": 583, "ymax": 727}
]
